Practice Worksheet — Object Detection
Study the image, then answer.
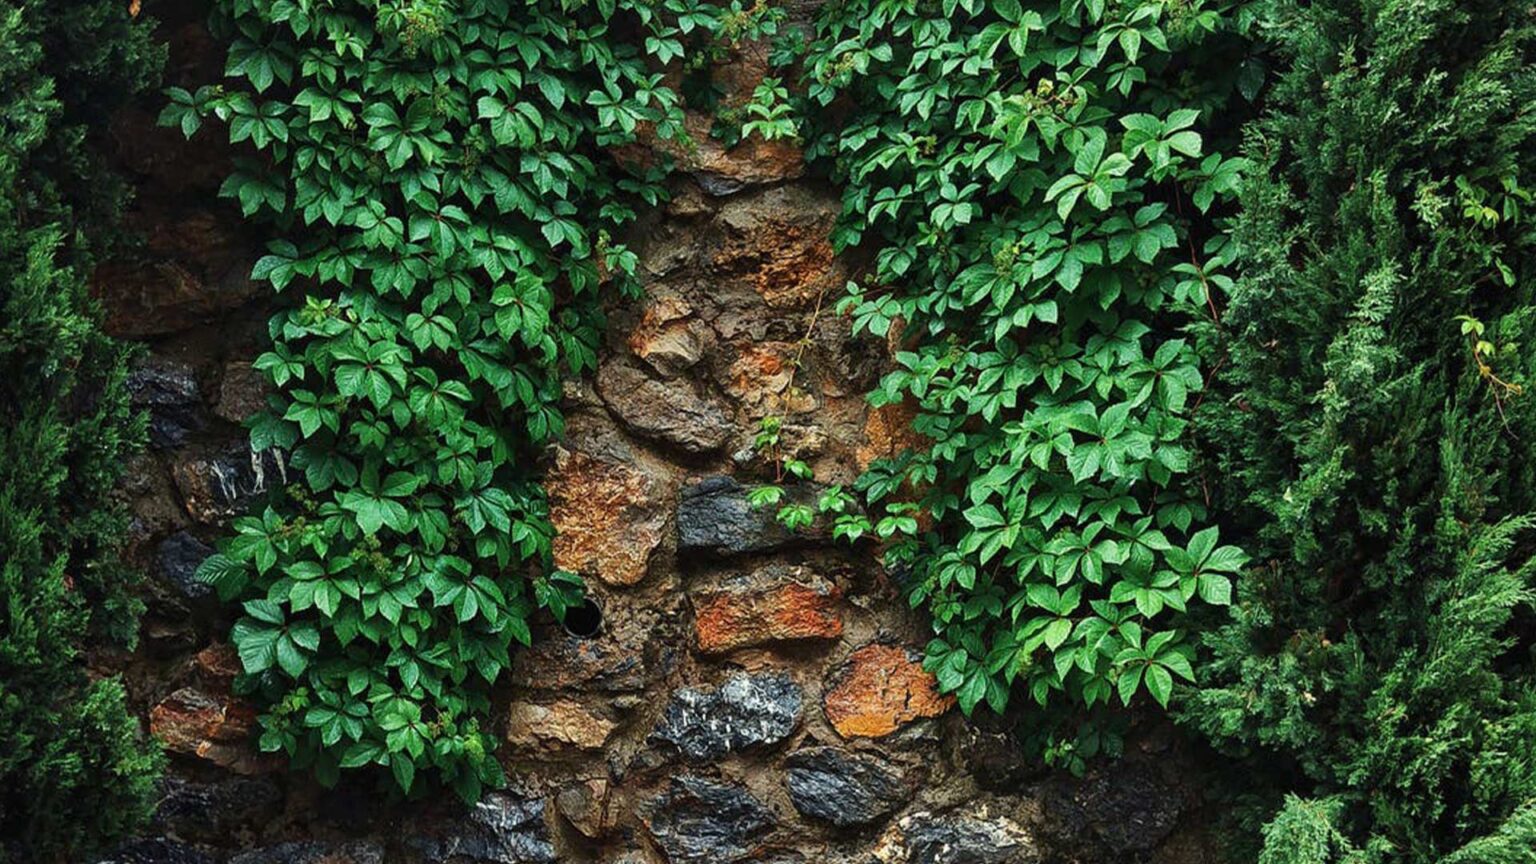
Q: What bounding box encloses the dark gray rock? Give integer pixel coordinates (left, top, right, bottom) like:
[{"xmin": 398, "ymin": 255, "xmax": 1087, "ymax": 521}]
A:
[
  {"xmin": 784, "ymin": 747, "xmax": 909, "ymax": 827},
  {"xmin": 152, "ymin": 775, "xmax": 281, "ymax": 840},
  {"xmin": 652, "ymin": 672, "xmax": 802, "ymax": 761},
  {"xmin": 677, "ymin": 476, "xmax": 825, "ymax": 556},
  {"xmin": 693, "ymin": 171, "xmax": 746, "ymax": 197},
  {"xmin": 229, "ymin": 841, "xmax": 384, "ymax": 864},
  {"xmin": 595, "ymin": 361, "xmax": 733, "ymax": 454},
  {"xmin": 646, "ymin": 776, "xmax": 774, "ymax": 864},
  {"xmin": 155, "ymin": 531, "xmax": 215, "ymax": 599},
  {"xmin": 1037, "ymin": 758, "xmax": 1186, "ymax": 859},
  {"xmin": 92, "ymin": 837, "xmax": 215, "ymax": 864},
  {"xmin": 407, "ymin": 792, "xmax": 556, "ymax": 863},
  {"xmin": 170, "ymin": 442, "xmax": 288, "ymax": 524},
  {"xmin": 128, "ymin": 357, "xmax": 203, "ymax": 448},
  {"xmin": 891, "ymin": 811, "xmax": 1039, "ymax": 864}
]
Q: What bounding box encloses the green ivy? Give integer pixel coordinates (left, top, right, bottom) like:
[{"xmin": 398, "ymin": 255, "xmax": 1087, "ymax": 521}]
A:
[
  {"xmin": 780, "ymin": 0, "xmax": 1260, "ymax": 751},
  {"xmin": 166, "ymin": 0, "xmax": 750, "ymax": 800}
]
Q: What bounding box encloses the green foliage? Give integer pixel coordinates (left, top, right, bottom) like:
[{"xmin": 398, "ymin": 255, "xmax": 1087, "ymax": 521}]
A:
[
  {"xmin": 787, "ymin": 0, "xmax": 1258, "ymax": 732},
  {"xmin": 169, "ymin": 0, "xmax": 733, "ymax": 801},
  {"xmin": 0, "ymin": 1, "xmax": 165, "ymax": 860},
  {"xmin": 1181, "ymin": 0, "xmax": 1536, "ymax": 859}
]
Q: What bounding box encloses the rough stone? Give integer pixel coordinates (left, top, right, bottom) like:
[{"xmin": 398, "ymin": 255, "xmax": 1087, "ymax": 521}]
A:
[
  {"xmin": 712, "ymin": 187, "xmax": 841, "ymax": 310},
  {"xmin": 156, "ymin": 531, "xmax": 214, "ymax": 599},
  {"xmin": 596, "ymin": 361, "xmax": 733, "ymax": 454},
  {"xmin": 875, "ymin": 811, "xmax": 1039, "ymax": 864},
  {"xmin": 823, "ymin": 644, "xmax": 954, "ymax": 739},
  {"xmin": 506, "ymin": 700, "xmax": 617, "ymax": 751},
  {"xmin": 858, "ymin": 402, "xmax": 930, "ymax": 471},
  {"xmin": 693, "ymin": 577, "xmax": 843, "ymax": 653},
  {"xmin": 545, "ymin": 448, "xmax": 665, "ymax": 587},
  {"xmin": 554, "ymin": 778, "xmax": 612, "ymax": 839},
  {"xmin": 645, "ymin": 776, "xmax": 775, "ymax": 864},
  {"xmin": 651, "ymin": 672, "xmax": 803, "ymax": 761},
  {"xmin": 724, "ymin": 342, "xmax": 817, "ymax": 415},
  {"xmin": 194, "ymin": 641, "xmax": 243, "ymax": 679},
  {"xmin": 784, "ymin": 747, "xmax": 910, "ymax": 828},
  {"xmin": 677, "ymin": 476, "xmax": 824, "ymax": 557},
  {"xmin": 509, "ymin": 604, "xmax": 675, "ymax": 693},
  {"xmin": 215, "ymin": 360, "xmax": 270, "ymax": 423},
  {"xmin": 628, "ymin": 295, "xmax": 707, "ymax": 377},
  {"xmin": 228, "ymin": 842, "xmax": 385, "ymax": 864},
  {"xmin": 149, "ymin": 686, "xmax": 277, "ymax": 774},
  {"xmin": 93, "ymin": 837, "xmax": 216, "ymax": 864},
  {"xmin": 128, "ymin": 356, "xmax": 203, "ymax": 448},
  {"xmin": 170, "ymin": 442, "xmax": 289, "ymax": 523},
  {"xmin": 153, "ymin": 775, "xmax": 282, "ymax": 841},
  {"xmin": 407, "ymin": 793, "xmax": 556, "ymax": 863},
  {"xmin": 1037, "ymin": 759, "xmax": 1187, "ymax": 859}
]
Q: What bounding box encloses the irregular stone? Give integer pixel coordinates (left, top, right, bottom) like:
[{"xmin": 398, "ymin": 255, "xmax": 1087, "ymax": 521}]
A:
[
  {"xmin": 651, "ymin": 672, "xmax": 802, "ymax": 761},
  {"xmin": 677, "ymin": 476, "xmax": 824, "ymax": 557},
  {"xmin": 595, "ymin": 361, "xmax": 733, "ymax": 454},
  {"xmin": 645, "ymin": 776, "xmax": 775, "ymax": 864},
  {"xmin": 128, "ymin": 356, "xmax": 203, "ymax": 448},
  {"xmin": 195, "ymin": 641, "xmax": 243, "ymax": 679},
  {"xmin": 215, "ymin": 360, "xmax": 270, "ymax": 423},
  {"xmin": 711, "ymin": 187, "xmax": 842, "ymax": 310},
  {"xmin": 228, "ymin": 841, "xmax": 384, "ymax": 864},
  {"xmin": 1036, "ymin": 759, "xmax": 1187, "ymax": 859},
  {"xmin": 875, "ymin": 811, "xmax": 1039, "ymax": 864},
  {"xmin": 628, "ymin": 295, "xmax": 707, "ymax": 377},
  {"xmin": 724, "ymin": 342, "xmax": 817, "ymax": 415},
  {"xmin": 545, "ymin": 448, "xmax": 665, "ymax": 588},
  {"xmin": 156, "ymin": 531, "xmax": 214, "ymax": 599},
  {"xmin": 784, "ymin": 747, "xmax": 910, "ymax": 828},
  {"xmin": 858, "ymin": 402, "xmax": 930, "ymax": 470},
  {"xmin": 506, "ymin": 700, "xmax": 617, "ymax": 751},
  {"xmin": 170, "ymin": 442, "xmax": 289, "ymax": 523},
  {"xmin": 509, "ymin": 602, "xmax": 676, "ymax": 693},
  {"xmin": 94, "ymin": 211, "xmax": 262, "ymax": 339},
  {"xmin": 823, "ymin": 645, "xmax": 954, "ymax": 739},
  {"xmin": 153, "ymin": 775, "xmax": 282, "ymax": 841},
  {"xmin": 693, "ymin": 577, "xmax": 843, "ymax": 654},
  {"xmin": 149, "ymin": 686, "xmax": 277, "ymax": 774},
  {"xmin": 407, "ymin": 793, "xmax": 556, "ymax": 864},
  {"xmin": 92, "ymin": 837, "xmax": 216, "ymax": 864},
  {"xmin": 555, "ymin": 778, "xmax": 612, "ymax": 839}
]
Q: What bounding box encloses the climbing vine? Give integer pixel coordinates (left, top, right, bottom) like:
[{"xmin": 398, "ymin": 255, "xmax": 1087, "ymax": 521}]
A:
[
  {"xmin": 768, "ymin": 0, "xmax": 1260, "ymax": 757},
  {"xmin": 166, "ymin": 0, "xmax": 760, "ymax": 799}
]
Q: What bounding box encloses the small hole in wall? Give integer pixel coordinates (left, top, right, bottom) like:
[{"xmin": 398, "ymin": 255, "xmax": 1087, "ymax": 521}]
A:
[{"xmin": 563, "ymin": 598, "xmax": 604, "ymax": 640}]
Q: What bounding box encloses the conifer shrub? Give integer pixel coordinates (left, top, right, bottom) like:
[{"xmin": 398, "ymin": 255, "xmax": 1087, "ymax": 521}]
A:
[
  {"xmin": 0, "ymin": 1, "xmax": 165, "ymax": 860},
  {"xmin": 1182, "ymin": 1, "xmax": 1536, "ymax": 859}
]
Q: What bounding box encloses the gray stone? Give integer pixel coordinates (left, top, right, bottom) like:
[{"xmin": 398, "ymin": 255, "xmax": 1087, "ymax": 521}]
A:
[
  {"xmin": 885, "ymin": 811, "xmax": 1039, "ymax": 864},
  {"xmin": 595, "ymin": 361, "xmax": 733, "ymax": 454},
  {"xmin": 152, "ymin": 775, "xmax": 281, "ymax": 840},
  {"xmin": 651, "ymin": 672, "xmax": 802, "ymax": 761},
  {"xmin": 92, "ymin": 838, "xmax": 216, "ymax": 864},
  {"xmin": 785, "ymin": 747, "xmax": 909, "ymax": 827},
  {"xmin": 128, "ymin": 357, "xmax": 203, "ymax": 448},
  {"xmin": 229, "ymin": 841, "xmax": 384, "ymax": 864},
  {"xmin": 155, "ymin": 531, "xmax": 215, "ymax": 599},
  {"xmin": 677, "ymin": 476, "xmax": 824, "ymax": 557},
  {"xmin": 1037, "ymin": 759, "xmax": 1186, "ymax": 858},
  {"xmin": 407, "ymin": 792, "xmax": 556, "ymax": 863},
  {"xmin": 646, "ymin": 776, "xmax": 774, "ymax": 864}
]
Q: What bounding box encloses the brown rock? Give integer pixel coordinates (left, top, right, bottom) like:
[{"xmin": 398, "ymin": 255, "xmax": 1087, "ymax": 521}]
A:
[
  {"xmin": 170, "ymin": 442, "xmax": 288, "ymax": 524},
  {"xmin": 711, "ymin": 187, "xmax": 842, "ymax": 310},
  {"xmin": 506, "ymin": 700, "xmax": 617, "ymax": 751},
  {"xmin": 195, "ymin": 642, "xmax": 243, "ymax": 680},
  {"xmin": 693, "ymin": 578, "xmax": 843, "ymax": 654},
  {"xmin": 595, "ymin": 361, "xmax": 733, "ymax": 454},
  {"xmin": 627, "ymin": 295, "xmax": 707, "ymax": 378},
  {"xmin": 857, "ymin": 402, "xmax": 931, "ymax": 470},
  {"xmin": 215, "ymin": 361, "xmax": 271, "ymax": 423},
  {"xmin": 823, "ymin": 644, "xmax": 954, "ymax": 738},
  {"xmin": 546, "ymin": 448, "xmax": 665, "ymax": 587},
  {"xmin": 556, "ymin": 778, "xmax": 614, "ymax": 838},
  {"xmin": 94, "ymin": 211, "xmax": 262, "ymax": 339},
  {"xmin": 150, "ymin": 686, "xmax": 278, "ymax": 774},
  {"xmin": 724, "ymin": 342, "xmax": 817, "ymax": 415}
]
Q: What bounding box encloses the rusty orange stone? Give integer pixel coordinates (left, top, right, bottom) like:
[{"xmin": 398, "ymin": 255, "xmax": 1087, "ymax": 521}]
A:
[
  {"xmin": 150, "ymin": 686, "xmax": 278, "ymax": 774},
  {"xmin": 823, "ymin": 644, "xmax": 954, "ymax": 738},
  {"xmin": 693, "ymin": 581, "xmax": 844, "ymax": 654},
  {"xmin": 545, "ymin": 448, "xmax": 664, "ymax": 587}
]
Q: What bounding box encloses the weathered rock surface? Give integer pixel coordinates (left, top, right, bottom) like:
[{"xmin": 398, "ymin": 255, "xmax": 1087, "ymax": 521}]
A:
[
  {"xmin": 693, "ymin": 577, "xmax": 843, "ymax": 653},
  {"xmin": 875, "ymin": 811, "xmax": 1039, "ymax": 864},
  {"xmin": 628, "ymin": 294, "xmax": 708, "ymax": 377},
  {"xmin": 94, "ymin": 837, "xmax": 216, "ymax": 864},
  {"xmin": 214, "ymin": 360, "xmax": 269, "ymax": 423},
  {"xmin": 596, "ymin": 361, "xmax": 734, "ymax": 454},
  {"xmin": 785, "ymin": 747, "xmax": 910, "ymax": 828},
  {"xmin": 228, "ymin": 841, "xmax": 385, "ymax": 864},
  {"xmin": 646, "ymin": 776, "xmax": 775, "ymax": 864},
  {"xmin": 545, "ymin": 448, "xmax": 665, "ymax": 587},
  {"xmin": 129, "ymin": 356, "xmax": 203, "ymax": 448},
  {"xmin": 153, "ymin": 776, "xmax": 282, "ymax": 841},
  {"xmin": 170, "ymin": 443, "xmax": 287, "ymax": 523},
  {"xmin": 651, "ymin": 672, "xmax": 803, "ymax": 761},
  {"xmin": 156, "ymin": 530, "xmax": 214, "ymax": 599},
  {"xmin": 677, "ymin": 476, "xmax": 823, "ymax": 556},
  {"xmin": 506, "ymin": 700, "xmax": 618, "ymax": 751},
  {"xmin": 823, "ymin": 645, "xmax": 953, "ymax": 739},
  {"xmin": 149, "ymin": 686, "xmax": 275, "ymax": 774},
  {"xmin": 407, "ymin": 793, "xmax": 556, "ymax": 864},
  {"xmin": 1036, "ymin": 760, "xmax": 1187, "ymax": 859}
]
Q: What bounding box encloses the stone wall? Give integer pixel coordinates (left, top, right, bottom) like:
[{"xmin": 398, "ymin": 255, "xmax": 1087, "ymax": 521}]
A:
[{"xmin": 90, "ymin": 7, "xmax": 1222, "ymax": 864}]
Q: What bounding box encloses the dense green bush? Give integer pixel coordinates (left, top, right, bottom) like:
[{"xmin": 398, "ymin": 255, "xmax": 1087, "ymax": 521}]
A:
[
  {"xmin": 775, "ymin": 0, "xmax": 1257, "ymax": 765},
  {"xmin": 171, "ymin": 0, "xmax": 769, "ymax": 800},
  {"xmin": 0, "ymin": 1, "xmax": 165, "ymax": 860},
  {"xmin": 1181, "ymin": 1, "xmax": 1536, "ymax": 860}
]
